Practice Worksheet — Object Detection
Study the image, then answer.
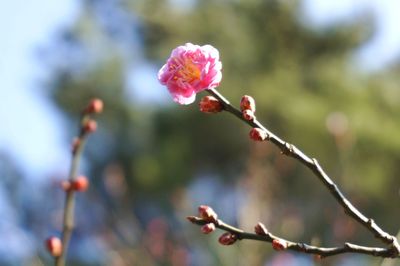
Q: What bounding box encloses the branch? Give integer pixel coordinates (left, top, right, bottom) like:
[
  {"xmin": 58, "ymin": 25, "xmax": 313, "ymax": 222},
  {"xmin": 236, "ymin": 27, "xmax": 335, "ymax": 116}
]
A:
[
  {"xmin": 48, "ymin": 99, "xmax": 103, "ymax": 266},
  {"xmin": 187, "ymin": 216, "xmax": 399, "ymax": 258},
  {"xmin": 201, "ymin": 88, "xmax": 400, "ymax": 257}
]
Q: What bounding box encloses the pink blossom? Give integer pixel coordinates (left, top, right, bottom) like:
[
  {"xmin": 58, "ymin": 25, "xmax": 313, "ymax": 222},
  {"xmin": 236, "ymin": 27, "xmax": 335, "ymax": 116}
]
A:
[{"xmin": 158, "ymin": 43, "xmax": 222, "ymax": 105}]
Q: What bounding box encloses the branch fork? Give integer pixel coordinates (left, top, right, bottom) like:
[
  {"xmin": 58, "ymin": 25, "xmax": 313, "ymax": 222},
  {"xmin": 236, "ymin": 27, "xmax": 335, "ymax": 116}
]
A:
[{"xmin": 188, "ymin": 88, "xmax": 400, "ymax": 259}]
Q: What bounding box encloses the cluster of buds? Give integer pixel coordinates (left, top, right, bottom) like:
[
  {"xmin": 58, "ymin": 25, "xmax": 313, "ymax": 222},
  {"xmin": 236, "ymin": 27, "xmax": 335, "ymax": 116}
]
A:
[
  {"xmin": 189, "ymin": 205, "xmax": 239, "ymax": 246},
  {"xmin": 240, "ymin": 95, "xmax": 256, "ymax": 121},
  {"xmin": 61, "ymin": 175, "xmax": 90, "ymax": 192},
  {"xmin": 199, "ymin": 96, "xmax": 223, "ymax": 114},
  {"xmin": 198, "ymin": 205, "xmax": 218, "ymax": 235},
  {"xmin": 81, "ymin": 98, "xmax": 103, "ymax": 134},
  {"xmin": 72, "ymin": 98, "xmax": 104, "ymax": 154}
]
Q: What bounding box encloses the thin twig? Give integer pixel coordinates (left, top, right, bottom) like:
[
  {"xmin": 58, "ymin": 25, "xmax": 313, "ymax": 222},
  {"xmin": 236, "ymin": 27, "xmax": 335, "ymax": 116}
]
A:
[
  {"xmin": 55, "ymin": 115, "xmax": 90, "ymax": 266},
  {"xmin": 203, "ymin": 88, "xmax": 400, "ymax": 257},
  {"xmin": 188, "ymin": 216, "xmax": 398, "ymax": 258}
]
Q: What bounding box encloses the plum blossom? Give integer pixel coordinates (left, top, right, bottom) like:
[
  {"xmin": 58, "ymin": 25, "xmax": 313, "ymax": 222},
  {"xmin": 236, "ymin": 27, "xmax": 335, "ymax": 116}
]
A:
[{"xmin": 158, "ymin": 43, "xmax": 222, "ymax": 105}]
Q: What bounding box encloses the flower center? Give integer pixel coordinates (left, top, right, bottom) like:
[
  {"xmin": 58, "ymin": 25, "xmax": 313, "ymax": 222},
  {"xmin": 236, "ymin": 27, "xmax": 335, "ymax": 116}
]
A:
[{"xmin": 172, "ymin": 58, "xmax": 201, "ymax": 83}]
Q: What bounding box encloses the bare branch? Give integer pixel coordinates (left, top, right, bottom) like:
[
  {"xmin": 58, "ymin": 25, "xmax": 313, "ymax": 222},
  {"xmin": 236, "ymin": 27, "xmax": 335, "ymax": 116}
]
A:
[
  {"xmin": 188, "ymin": 216, "xmax": 400, "ymax": 258},
  {"xmin": 200, "ymin": 88, "xmax": 400, "ymax": 257}
]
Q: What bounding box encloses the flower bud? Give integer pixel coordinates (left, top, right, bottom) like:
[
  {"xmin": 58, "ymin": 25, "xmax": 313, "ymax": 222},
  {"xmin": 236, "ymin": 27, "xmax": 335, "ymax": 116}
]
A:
[
  {"xmin": 201, "ymin": 223, "xmax": 216, "ymax": 234},
  {"xmin": 240, "ymin": 95, "xmax": 256, "ymax": 112},
  {"xmin": 72, "ymin": 176, "xmax": 89, "ymax": 192},
  {"xmin": 272, "ymin": 239, "xmax": 288, "ymax": 251},
  {"xmin": 198, "ymin": 205, "xmax": 218, "ymax": 223},
  {"xmin": 218, "ymin": 232, "xmax": 237, "ymax": 245},
  {"xmin": 249, "ymin": 128, "xmax": 268, "ymax": 141},
  {"xmin": 45, "ymin": 236, "xmax": 62, "ymax": 257},
  {"xmin": 85, "ymin": 98, "xmax": 104, "ymax": 114},
  {"xmin": 242, "ymin": 109, "xmax": 255, "ymax": 121},
  {"xmin": 199, "ymin": 96, "xmax": 223, "ymax": 114},
  {"xmin": 83, "ymin": 119, "xmax": 97, "ymax": 133},
  {"xmin": 254, "ymin": 222, "xmax": 268, "ymax": 236}
]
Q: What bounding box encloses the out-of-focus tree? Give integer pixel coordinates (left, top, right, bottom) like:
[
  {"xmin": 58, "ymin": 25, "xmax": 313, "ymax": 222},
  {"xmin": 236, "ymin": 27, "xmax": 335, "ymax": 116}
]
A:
[{"xmin": 40, "ymin": 0, "xmax": 400, "ymax": 265}]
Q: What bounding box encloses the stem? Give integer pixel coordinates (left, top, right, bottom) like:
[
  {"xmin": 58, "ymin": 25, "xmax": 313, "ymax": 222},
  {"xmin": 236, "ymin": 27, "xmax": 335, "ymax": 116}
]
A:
[
  {"xmin": 55, "ymin": 116, "xmax": 89, "ymax": 266},
  {"xmin": 188, "ymin": 217, "xmax": 398, "ymax": 258},
  {"xmin": 204, "ymin": 88, "xmax": 400, "ymax": 256}
]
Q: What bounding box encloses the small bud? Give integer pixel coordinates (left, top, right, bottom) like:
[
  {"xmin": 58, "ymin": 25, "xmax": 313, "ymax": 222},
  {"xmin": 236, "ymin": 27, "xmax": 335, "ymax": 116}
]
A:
[
  {"xmin": 254, "ymin": 222, "xmax": 268, "ymax": 236},
  {"xmin": 83, "ymin": 119, "xmax": 97, "ymax": 133},
  {"xmin": 240, "ymin": 95, "xmax": 256, "ymax": 112},
  {"xmin": 249, "ymin": 128, "xmax": 268, "ymax": 141},
  {"xmin": 60, "ymin": 181, "xmax": 71, "ymax": 191},
  {"xmin": 272, "ymin": 239, "xmax": 288, "ymax": 251},
  {"xmin": 46, "ymin": 236, "xmax": 62, "ymax": 257},
  {"xmin": 71, "ymin": 137, "xmax": 80, "ymax": 154},
  {"xmin": 201, "ymin": 223, "xmax": 216, "ymax": 234},
  {"xmin": 242, "ymin": 109, "xmax": 255, "ymax": 121},
  {"xmin": 218, "ymin": 232, "xmax": 237, "ymax": 245},
  {"xmin": 199, "ymin": 96, "xmax": 223, "ymax": 114},
  {"xmin": 198, "ymin": 205, "xmax": 218, "ymax": 223},
  {"xmin": 72, "ymin": 176, "xmax": 89, "ymax": 192},
  {"xmin": 85, "ymin": 98, "xmax": 104, "ymax": 114}
]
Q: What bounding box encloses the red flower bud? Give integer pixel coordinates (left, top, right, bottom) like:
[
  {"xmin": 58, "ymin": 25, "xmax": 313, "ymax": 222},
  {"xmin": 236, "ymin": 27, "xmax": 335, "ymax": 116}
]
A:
[
  {"xmin": 242, "ymin": 109, "xmax": 255, "ymax": 121},
  {"xmin": 199, "ymin": 96, "xmax": 223, "ymax": 114},
  {"xmin": 249, "ymin": 128, "xmax": 268, "ymax": 141},
  {"xmin": 240, "ymin": 95, "xmax": 256, "ymax": 112},
  {"xmin": 45, "ymin": 236, "xmax": 63, "ymax": 257},
  {"xmin": 201, "ymin": 223, "xmax": 216, "ymax": 234},
  {"xmin": 272, "ymin": 239, "xmax": 288, "ymax": 251},
  {"xmin": 198, "ymin": 205, "xmax": 218, "ymax": 223},
  {"xmin": 85, "ymin": 98, "xmax": 104, "ymax": 114},
  {"xmin": 83, "ymin": 119, "xmax": 97, "ymax": 133},
  {"xmin": 254, "ymin": 222, "xmax": 268, "ymax": 236},
  {"xmin": 72, "ymin": 176, "xmax": 89, "ymax": 192},
  {"xmin": 218, "ymin": 232, "xmax": 237, "ymax": 245}
]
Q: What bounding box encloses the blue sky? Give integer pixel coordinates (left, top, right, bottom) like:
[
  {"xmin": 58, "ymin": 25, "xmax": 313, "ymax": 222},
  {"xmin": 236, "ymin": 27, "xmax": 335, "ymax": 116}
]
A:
[{"xmin": 0, "ymin": 0, "xmax": 399, "ymax": 181}]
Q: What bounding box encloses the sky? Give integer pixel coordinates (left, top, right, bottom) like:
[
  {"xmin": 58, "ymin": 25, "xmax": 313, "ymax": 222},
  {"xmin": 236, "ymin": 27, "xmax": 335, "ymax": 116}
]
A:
[
  {"xmin": 0, "ymin": 0, "xmax": 80, "ymax": 179},
  {"xmin": 0, "ymin": 0, "xmax": 400, "ymax": 181}
]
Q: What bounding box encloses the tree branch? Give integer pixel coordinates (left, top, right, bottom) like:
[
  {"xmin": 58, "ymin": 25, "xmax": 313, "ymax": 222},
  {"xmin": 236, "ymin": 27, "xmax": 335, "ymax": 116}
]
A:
[
  {"xmin": 188, "ymin": 216, "xmax": 398, "ymax": 258},
  {"xmin": 201, "ymin": 88, "xmax": 400, "ymax": 257}
]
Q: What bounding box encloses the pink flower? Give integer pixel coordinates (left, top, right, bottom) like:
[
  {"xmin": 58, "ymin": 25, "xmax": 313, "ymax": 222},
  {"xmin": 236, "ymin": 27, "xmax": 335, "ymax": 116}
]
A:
[{"xmin": 158, "ymin": 43, "xmax": 222, "ymax": 105}]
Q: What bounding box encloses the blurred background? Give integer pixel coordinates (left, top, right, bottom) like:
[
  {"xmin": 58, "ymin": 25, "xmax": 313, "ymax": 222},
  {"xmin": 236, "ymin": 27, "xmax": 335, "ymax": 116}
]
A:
[{"xmin": 1, "ymin": 0, "xmax": 400, "ymax": 265}]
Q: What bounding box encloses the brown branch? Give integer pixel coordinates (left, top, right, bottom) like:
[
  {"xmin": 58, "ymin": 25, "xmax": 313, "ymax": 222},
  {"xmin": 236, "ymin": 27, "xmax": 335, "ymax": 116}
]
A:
[
  {"xmin": 188, "ymin": 216, "xmax": 399, "ymax": 258},
  {"xmin": 54, "ymin": 99, "xmax": 103, "ymax": 266},
  {"xmin": 55, "ymin": 117, "xmax": 90, "ymax": 266},
  {"xmin": 203, "ymin": 88, "xmax": 400, "ymax": 257}
]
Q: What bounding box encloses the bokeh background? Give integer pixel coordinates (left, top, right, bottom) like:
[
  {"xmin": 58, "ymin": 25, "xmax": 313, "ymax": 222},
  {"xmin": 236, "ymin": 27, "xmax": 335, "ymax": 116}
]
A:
[{"xmin": 1, "ymin": 0, "xmax": 400, "ymax": 265}]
